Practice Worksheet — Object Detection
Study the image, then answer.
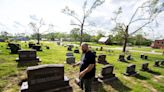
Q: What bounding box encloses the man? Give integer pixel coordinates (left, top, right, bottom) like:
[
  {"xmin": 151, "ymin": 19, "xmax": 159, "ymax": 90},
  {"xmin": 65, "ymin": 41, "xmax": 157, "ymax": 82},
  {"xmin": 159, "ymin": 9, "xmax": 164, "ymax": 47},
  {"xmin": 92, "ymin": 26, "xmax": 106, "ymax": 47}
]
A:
[{"xmin": 73, "ymin": 43, "xmax": 96, "ymax": 92}]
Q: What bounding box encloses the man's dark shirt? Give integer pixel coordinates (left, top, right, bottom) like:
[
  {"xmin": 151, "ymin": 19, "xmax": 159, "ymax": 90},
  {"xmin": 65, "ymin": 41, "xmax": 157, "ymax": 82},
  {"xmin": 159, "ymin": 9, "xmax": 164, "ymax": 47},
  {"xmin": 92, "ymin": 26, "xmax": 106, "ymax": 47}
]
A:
[{"xmin": 80, "ymin": 51, "xmax": 96, "ymax": 79}]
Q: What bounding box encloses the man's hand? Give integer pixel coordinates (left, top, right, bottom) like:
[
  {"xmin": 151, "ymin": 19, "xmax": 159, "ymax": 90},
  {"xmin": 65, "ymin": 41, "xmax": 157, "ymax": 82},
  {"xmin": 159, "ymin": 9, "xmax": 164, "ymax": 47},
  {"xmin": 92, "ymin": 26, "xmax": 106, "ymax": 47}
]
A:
[{"xmin": 79, "ymin": 71, "xmax": 85, "ymax": 79}]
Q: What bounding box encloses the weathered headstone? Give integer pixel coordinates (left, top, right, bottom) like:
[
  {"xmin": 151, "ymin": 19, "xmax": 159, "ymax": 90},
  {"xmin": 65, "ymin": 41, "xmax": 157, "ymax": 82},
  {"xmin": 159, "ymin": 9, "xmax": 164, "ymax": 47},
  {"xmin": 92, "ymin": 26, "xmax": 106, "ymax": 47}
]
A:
[
  {"xmin": 98, "ymin": 65, "xmax": 117, "ymax": 82},
  {"xmin": 127, "ymin": 55, "xmax": 132, "ymax": 60},
  {"xmin": 67, "ymin": 46, "xmax": 72, "ymax": 51},
  {"xmin": 20, "ymin": 64, "xmax": 72, "ymax": 92},
  {"xmin": 154, "ymin": 60, "xmax": 160, "ymax": 67},
  {"xmin": 140, "ymin": 62, "xmax": 149, "ymax": 71},
  {"xmin": 66, "ymin": 52, "xmax": 75, "ymax": 64},
  {"xmin": 46, "ymin": 46, "xmax": 50, "ymax": 49},
  {"xmin": 123, "ymin": 64, "xmax": 138, "ymax": 76},
  {"xmin": 57, "ymin": 41, "xmax": 60, "ymax": 45},
  {"xmin": 161, "ymin": 60, "xmax": 164, "ymax": 65},
  {"xmin": 32, "ymin": 45, "xmax": 42, "ymax": 51},
  {"xmin": 28, "ymin": 43, "xmax": 35, "ymax": 48},
  {"xmin": 144, "ymin": 55, "xmax": 148, "ymax": 60},
  {"xmin": 8, "ymin": 43, "xmax": 21, "ymax": 54},
  {"xmin": 16, "ymin": 50, "xmax": 41, "ymax": 66},
  {"xmin": 100, "ymin": 47, "xmax": 103, "ymax": 51},
  {"xmin": 140, "ymin": 54, "xmax": 144, "ymax": 59},
  {"xmin": 118, "ymin": 54, "xmax": 126, "ymax": 62},
  {"xmin": 97, "ymin": 54, "xmax": 109, "ymax": 64},
  {"xmin": 74, "ymin": 47, "xmax": 79, "ymax": 53}
]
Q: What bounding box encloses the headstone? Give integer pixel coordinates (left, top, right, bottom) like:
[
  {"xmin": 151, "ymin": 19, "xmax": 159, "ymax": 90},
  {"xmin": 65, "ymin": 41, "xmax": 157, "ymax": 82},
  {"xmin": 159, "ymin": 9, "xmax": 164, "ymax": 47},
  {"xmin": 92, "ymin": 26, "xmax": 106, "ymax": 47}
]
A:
[
  {"xmin": 154, "ymin": 60, "xmax": 160, "ymax": 67},
  {"xmin": 118, "ymin": 54, "xmax": 126, "ymax": 62},
  {"xmin": 98, "ymin": 65, "xmax": 117, "ymax": 82},
  {"xmin": 127, "ymin": 55, "xmax": 132, "ymax": 60},
  {"xmin": 95, "ymin": 48, "xmax": 98, "ymax": 51},
  {"xmin": 161, "ymin": 60, "xmax": 164, "ymax": 65},
  {"xmin": 100, "ymin": 47, "xmax": 103, "ymax": 51},
  {"xmin": 66, "ymin": 52, "xmax": 75, "ymax": 64},
  {"xmin": 32, "ymin": 45, "xmax": 42, "ymax": 51},
  {"xmin": 46, "ymin": 46, "xmax": 50, "ymax": 49},
  {"xmin": 16, "ymin": 50, "xmax": 41, "ymax": 66},
  {"xmin": 144, "ymin": 55, "xmax": 148, "ymax": 60},
  {"xmin": 97, "ymin": 54, "xmax": 109, "ymax": 64},
  {"xmin": 123, "ymin": 64, "xmax": 138, "ymax": 76},
  {"xmin": 74, "ymin": 48, "xmax": 79, "ymax": 53},
  {"xmin": 66, "ymin": 52, "xmax": 74, "ymax": 57},
  {"xmin": 67, "ymin": 46, "xmax": 72, "ymax": 51},
  {"xmin": 57, "ymin": 41, "xmax": 60, "ymax": 45},
  {"xmin": 8, "ymin": 43, "xmax": 21, "ymax": 54},
  {"xmin": 140, "ymin": 54, "xmax": 144, "ymax": 59},
  {"xmin": 28, "ymin": 43, "xmax": 35, "ymax": 48},
  {"xmin": 140, "ymin": 62, "xmax": 149, "ymax": 71},
  {"xmin": 20, "ymin": 64, "xmax": 72, "ymax": 92}
]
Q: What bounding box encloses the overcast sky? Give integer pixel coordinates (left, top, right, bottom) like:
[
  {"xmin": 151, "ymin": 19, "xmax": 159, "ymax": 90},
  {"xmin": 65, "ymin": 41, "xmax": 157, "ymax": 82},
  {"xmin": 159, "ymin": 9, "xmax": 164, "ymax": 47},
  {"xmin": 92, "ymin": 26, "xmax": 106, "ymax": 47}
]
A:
[{"xmin": 0, "ymin": 0, "xmax": 164, "ymax": 40}]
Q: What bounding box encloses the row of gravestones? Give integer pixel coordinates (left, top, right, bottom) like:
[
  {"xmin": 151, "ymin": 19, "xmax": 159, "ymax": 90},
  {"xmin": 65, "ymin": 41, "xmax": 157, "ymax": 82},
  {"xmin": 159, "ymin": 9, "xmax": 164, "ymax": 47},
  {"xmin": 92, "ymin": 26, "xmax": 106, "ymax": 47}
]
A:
[
  {"xmin": 20, "ymin": 61, "xmax": 164, "ymax": 92},
  {"xmin": 7, "ymin": 43, "xmax": 44, "ymax": 54},
  {"xmin": 20, "ymin": 64, "xmax": 117, "ymax": 92}
]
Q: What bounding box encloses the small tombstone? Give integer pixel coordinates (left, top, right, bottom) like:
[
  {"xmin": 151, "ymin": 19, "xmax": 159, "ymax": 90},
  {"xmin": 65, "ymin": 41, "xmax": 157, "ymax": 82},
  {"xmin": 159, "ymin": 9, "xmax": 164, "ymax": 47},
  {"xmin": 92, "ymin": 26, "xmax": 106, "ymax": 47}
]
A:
[
  {"xmin": 20, "ymin": 64, "xmax": 72, "ymax": 92},
  {"xmin": 100, "ymin": 47, "xmax": 103, "ymax": 51},
  {"xmin": 66, "ymin": 52, "xmax": 75, "ymax": 64},
  {"xmin": 161, "ymin": 60, "xmax": 164, "ymax": 65},
  {"xmin": 140, "ymin": 62, "xmax": 149, "ymax": 71},
  {"xmin": 46, "ymin": 46, "xmax": 50, "ymax": 49},
  {"xmin": 118, "ymin": 54, "xmax": 126, "ymax": 62},
  {"xmin": 75, "ymin": 77, "xmax": 101, "ymax": 92},
  {"xmin": 66, "ymin": 52, "xmax": 74, "ymax": 57},
  {"xmin": 67, "ymin": 46, "xmax": 72, "ymax": 51},
  {"xmin": 98, "ymin": 64, "xmax": 117, "ymax": 82},
  {"xmin": 32, "ymin": 45, "xmax": 42, "ymax": 51},
  {"xmin": 144, "ymin": 55, "xmax": 148, "ymax": 60},
  {"xmin": 74, "ymin": 48, "xmax": 79, "ymax": 53},
  {"xmin": 28, "ymin": 43, "xmax": 35, "ymax": 48},
  {"xmin": 95, "ymin": 48, "xmax": 98, "ymax": 51},
  {"xmin": 16, "ymin": 50, "xmax": 41, "ymax": 66},
  {"xmin": 8, "ymin": 43, "xmax": 21, "ymax": 54},
  {"xmin": 97, "ymin": 54, "xmax": 109, "ymax": 64},
  {"xmin": 154, "ymin": 60, "xmax": 160, "ymax": 67},
  {"xmin": 140, "ymin": 54, "xmax": 144, "ymax": 59},
  {"xmin": 57, "ymin": 41, "xmax": 60, "ymax": 45},
  {"xmin": 123, "ymin": 64, "xmax": 138, "ymax": 76},
  {"xmin": 127, "ymin": 55, "xmax": 132, "ymax": 60}
]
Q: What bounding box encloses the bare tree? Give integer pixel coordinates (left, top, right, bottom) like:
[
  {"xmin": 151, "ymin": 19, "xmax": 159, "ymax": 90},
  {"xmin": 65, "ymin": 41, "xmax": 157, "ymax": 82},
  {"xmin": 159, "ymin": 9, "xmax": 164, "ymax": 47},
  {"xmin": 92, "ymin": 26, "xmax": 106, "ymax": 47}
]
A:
[
  {"xmin": 29, "ymin": 18, "xmax": 45, "ymax": 44},
  {"xmin": 62, "ymin": 0, "xmax": 105, "ymax": 45},
  {"xmin": 112, "ymin": 0, "xmax": 164, "ymax": 52}
]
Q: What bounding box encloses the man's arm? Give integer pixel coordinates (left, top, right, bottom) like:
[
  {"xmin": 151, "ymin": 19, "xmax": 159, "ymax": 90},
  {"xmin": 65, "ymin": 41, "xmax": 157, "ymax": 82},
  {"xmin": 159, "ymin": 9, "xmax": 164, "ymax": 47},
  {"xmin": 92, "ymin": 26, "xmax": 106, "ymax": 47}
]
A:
[
  {"xmin": 79, "ymin": 64, "xmax": 95, "ymax": 78},
  {"xmin": 72, "ymin": 62, "xmax": 81, "ymax": 67}
]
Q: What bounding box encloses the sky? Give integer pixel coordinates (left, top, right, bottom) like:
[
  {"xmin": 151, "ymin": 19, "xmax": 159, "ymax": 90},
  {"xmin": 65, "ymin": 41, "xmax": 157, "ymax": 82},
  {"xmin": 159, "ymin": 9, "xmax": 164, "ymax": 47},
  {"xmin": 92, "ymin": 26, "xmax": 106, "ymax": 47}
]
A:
[{"xmin": 0, "ymin": 0, "xmax": 164, "ymax": 40}]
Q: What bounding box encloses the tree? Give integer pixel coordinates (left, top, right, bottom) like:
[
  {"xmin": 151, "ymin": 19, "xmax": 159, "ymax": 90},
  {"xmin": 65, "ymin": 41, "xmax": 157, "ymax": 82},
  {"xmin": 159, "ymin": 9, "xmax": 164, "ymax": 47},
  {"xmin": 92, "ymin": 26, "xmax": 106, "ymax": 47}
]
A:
[
  {"xmin": 112, "ymin": 0, "xmax": 164, "ymax": 52},
  {"xmin": 29, "ymin": 18, "xmax": 45, "ymax": 44},
  {"xmin": 0, "ymin": 31, "xmax": 9, "ymax": 40},
  {"xmin": 62, "ymin": 0, "xmax": 105, "ymax": 45},
  {"xmin": 70, "ymin": 28, "xmax": 80, "ymax": 41}
]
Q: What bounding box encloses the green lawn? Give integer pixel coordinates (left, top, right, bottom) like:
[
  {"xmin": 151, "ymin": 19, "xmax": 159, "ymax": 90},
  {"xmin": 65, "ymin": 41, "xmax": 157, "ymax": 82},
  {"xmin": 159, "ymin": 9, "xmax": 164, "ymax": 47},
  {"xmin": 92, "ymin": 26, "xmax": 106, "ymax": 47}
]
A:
[
  {"xmin": 132, "ymin": 46, "xmax": 163, "ymax": 53},
  {"xmin": 0, "ymin": 41, "xmax": 164, "ymax": 92}
]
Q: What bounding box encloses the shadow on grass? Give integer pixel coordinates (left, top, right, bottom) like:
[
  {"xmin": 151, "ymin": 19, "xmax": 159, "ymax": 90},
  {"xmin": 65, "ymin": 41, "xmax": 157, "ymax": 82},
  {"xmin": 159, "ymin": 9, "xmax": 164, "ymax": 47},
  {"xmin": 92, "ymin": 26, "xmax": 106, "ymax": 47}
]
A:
[
  {"xmin": 104, "ymin": 78, "xmax": 131, "ymax": 92},
  {"xmin": 134, "ymin": 74, "xmax": 149, "ymax": 80},
  {"xmin": 147, "ymin": 70, "xmax": 161, "ymax": 75}
]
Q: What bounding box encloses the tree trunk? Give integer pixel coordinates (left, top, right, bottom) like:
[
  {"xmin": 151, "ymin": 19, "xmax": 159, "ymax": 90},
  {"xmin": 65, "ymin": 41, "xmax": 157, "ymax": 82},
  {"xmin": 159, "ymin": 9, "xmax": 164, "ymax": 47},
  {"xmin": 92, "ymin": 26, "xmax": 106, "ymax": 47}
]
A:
[
  {"xmin": 80, "ymin": 23, "xmax": 84, "ymax": 46},
  {"xmin": 37, "ymin": 33, "xmax": 40, "ymax": 44},
  {"xmin": 123, "ymin": 25, "xmax": 129, "ymax": 52}
]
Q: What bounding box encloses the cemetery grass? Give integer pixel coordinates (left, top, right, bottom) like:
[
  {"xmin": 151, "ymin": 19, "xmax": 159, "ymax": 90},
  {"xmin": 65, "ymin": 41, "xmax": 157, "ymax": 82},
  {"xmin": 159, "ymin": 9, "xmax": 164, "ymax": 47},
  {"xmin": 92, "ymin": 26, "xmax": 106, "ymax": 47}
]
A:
[{"xmin": 0, "ymin": 41, "xmax": 163, "ymax": 92}]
